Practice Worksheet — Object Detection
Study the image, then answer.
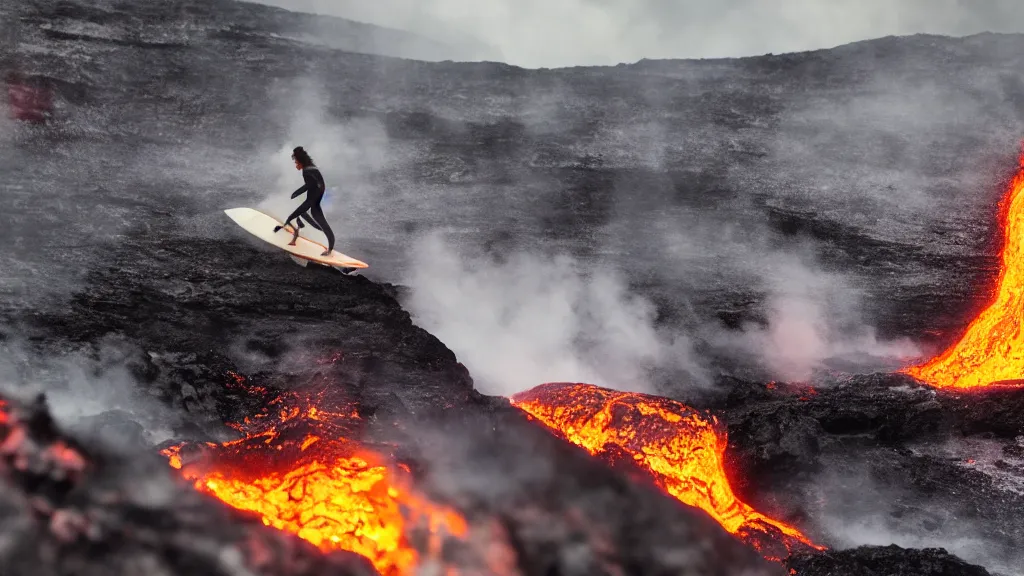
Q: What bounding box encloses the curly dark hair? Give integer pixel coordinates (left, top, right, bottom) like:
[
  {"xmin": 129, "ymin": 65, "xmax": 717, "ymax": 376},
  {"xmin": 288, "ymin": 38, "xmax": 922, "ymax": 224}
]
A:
[{"xmin": 291, "ymin": 146, "xmax": 315, "ymax": 168}]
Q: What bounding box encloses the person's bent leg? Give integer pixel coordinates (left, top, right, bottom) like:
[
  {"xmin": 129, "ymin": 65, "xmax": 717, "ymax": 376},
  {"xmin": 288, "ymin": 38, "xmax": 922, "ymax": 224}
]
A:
[
  {"xmin": 275, "ymin": 199, "xmax": 314, "ymax": 244},
  {"xmin": 279, "ymin": 199, "xmax": 314, "ymax": 229},
  {"xmin": 309, "ymin": 205, "xmax": 335, "ymax": 254},
  {"xmin": 299, "ymin": 212, "xmax": 322, "ymax": 231}
]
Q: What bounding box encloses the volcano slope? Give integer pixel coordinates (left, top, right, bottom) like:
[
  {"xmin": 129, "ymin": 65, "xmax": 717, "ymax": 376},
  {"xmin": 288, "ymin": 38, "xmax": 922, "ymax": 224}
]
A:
[
  {"xmin": 2, "ymin": 0, "xmax": 1024, "ymax": 355},
  {"xmin": 0, "ymin": 218, "xmax": 996, "ymax": 576},
  {"xmin": 2, "ymin": 0, "xmax": 1024, "ymax": 574},
  {"xmin": 0, "ymin": 219, "xmax": 780, "ymax": 576}
]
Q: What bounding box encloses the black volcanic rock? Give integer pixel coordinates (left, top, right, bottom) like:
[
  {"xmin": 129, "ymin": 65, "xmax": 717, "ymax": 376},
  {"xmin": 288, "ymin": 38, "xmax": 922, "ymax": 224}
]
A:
[
  {"xmin": 3, "ymin": 0, "xmax": 1024, "ymax": 350},
  {"xmin": 722, "ymin": 374, "xmax": 950, "ymax": 477},
  {"xmin": 719, "ymin": 374, "xmax": 1024, "ymax": 575},
  {"xmin": 719, "ymin": 372, "xmax": 1024, "ymax": 476},
  {"xmin": 938, "ymin": 384, "xmax": 1024, "ymax": 438},
  {"xmin": 788, "ymin": 544, "xmax": 991, "ymax": 576}
]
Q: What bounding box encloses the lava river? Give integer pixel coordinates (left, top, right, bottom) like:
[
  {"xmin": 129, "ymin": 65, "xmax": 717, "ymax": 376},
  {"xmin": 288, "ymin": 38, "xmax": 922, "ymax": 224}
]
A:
[
  {"xmin": 901, "ymin": 157, "xmax": 1024, "ymax": 389},
  {"xmin": 511, "ymin": 382, "xmax": 823, "ymax": 562},
  {"xmin": 160, "ymin": 374, "xmax": 466, "ymax": 575}
]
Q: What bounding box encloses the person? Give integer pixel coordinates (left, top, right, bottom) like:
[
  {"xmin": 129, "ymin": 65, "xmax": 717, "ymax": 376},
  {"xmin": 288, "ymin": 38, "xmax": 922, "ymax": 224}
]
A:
[{"xmin": 273, "ymin": 146, "xmax": 335, "ymax": 256}]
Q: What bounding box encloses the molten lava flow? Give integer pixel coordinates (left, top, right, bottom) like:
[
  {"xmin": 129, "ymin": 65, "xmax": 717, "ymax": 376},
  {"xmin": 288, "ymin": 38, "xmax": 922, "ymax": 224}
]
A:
[
  {"xmin": 511, "ymin": 383, "xmax": 822, "ymax": 562},
  {"xmin": 161, "ymin": 374, "xmax": 466, "ymax": 575},
  {"xmin": 901, "ymin": 159, "xmax": 1024, "ymax": 389}
]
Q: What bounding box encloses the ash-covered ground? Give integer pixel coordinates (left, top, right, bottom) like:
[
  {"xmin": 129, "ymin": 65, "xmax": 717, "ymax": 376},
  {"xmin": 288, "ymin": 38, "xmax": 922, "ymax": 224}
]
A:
[{"xmin": 2, "ymin": 0, "xmax": 1024, "ymax": 575}]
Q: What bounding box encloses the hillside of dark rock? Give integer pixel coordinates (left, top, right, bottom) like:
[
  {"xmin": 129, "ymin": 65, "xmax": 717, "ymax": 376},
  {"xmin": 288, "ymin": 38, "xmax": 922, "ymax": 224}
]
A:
[{"xmin": 2, "ymin": 0, "xmax": 1023, "ymax": 574}]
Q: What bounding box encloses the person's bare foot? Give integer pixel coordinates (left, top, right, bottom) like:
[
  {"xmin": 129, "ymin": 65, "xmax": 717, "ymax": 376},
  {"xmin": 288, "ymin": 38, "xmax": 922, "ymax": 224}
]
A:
[
  {"xmin": 288, "ymin": 240, "xmax": 298, "ymax": 246},
  {"xmin": 321, "ymin": 249, "xmax": 331, "ymax": 256}
]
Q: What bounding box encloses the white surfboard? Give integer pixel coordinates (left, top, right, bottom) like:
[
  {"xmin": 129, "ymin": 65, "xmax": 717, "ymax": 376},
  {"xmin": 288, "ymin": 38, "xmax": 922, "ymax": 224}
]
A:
[{"xmin": 224, "ymin": 207, "xmax": 368, "ymax": 270}]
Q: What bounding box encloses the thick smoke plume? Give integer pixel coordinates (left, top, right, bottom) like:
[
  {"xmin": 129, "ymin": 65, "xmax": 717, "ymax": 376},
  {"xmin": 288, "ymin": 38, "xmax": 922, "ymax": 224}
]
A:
[{"xmin": 404, "ymin": 232, "xmax": 707, "ymax": 396}]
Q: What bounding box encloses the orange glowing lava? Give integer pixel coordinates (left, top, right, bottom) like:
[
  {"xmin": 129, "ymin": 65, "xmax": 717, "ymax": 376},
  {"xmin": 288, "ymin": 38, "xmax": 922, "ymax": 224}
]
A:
[
  {"xmin": 901, "ymin": 158, "xmax": 1024, "ymax": 389},
  {"xmin": 161, "ymin": 375, "xmax": 466, "ymax": 575},
  {"xmin": 511, "ymin": 383, "xmax": 822, "ymax": 562}
]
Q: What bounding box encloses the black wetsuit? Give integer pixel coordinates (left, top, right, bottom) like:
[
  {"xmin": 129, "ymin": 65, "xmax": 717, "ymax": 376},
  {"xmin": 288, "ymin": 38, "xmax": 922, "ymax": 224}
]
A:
[{"xmin": 281, "ymin": 166, "xmax": 335, "ymax": 252}]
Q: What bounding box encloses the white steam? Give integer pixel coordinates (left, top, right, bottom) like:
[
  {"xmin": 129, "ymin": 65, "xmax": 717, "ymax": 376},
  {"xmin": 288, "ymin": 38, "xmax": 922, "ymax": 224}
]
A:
[
  {"xmin": 811, "ymin": 453, "xmax": 1024, "ymax": 576},
  {"xmin": 251, "ymin": 79, "xmax": 392, "ymax": 243},
  {"xmin": 602, "ymin": 203, "xmax": 921, "ymax": 384},
  {"xmin": 405, "ymin": 232, "xmax": 707, "ymax": 396},
  {"xmin": 717, "ymin": 250, "xmax": 922, "ymax": 382},
  {"xmin": 0, "ymin": 332, "xmax": 182, "ymax": 450},
  {"xmin": 403, "ymin": 213, "xmax": 921, "ymax": 395}
]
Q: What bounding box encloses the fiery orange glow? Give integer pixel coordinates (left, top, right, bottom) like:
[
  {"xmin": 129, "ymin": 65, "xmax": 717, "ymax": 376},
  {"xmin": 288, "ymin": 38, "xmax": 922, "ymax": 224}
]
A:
[
  {"xmin": 901, "ymin": 159, "xmax": 1024, "ymax": 388},
  {"xmin": 161, "ymin": 374, "xmax": 466, "ymax": 575},
  {"xmin": 511, "ymin": 383, "xmax": 823, "ymax": 562}
]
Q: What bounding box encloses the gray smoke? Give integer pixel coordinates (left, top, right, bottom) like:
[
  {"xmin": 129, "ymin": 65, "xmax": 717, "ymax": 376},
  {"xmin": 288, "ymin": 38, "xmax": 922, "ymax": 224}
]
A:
[
  {"xmin": 708, "ymin": 247, "xmax": 922, "ymax": 382},
  {"xmin": 249, "ymin": 78, "xmax": 392, "ymax": 240},
  {"xmin": 810, "ymin": 447, "xmax": 1024, "ymax": 576},
  {"xmin": 404, "ymin": 232, "xmax": 708, "ymax": 396},
  {"xmin": 0, "ymin": 331, "xmax": 183, "ymax": 452}
]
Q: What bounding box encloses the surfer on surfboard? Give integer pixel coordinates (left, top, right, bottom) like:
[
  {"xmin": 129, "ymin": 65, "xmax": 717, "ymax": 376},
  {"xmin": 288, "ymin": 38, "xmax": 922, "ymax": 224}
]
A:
[{"xmin": 273, "ymin": 146, "xmax": 335, "ymax": 256}]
